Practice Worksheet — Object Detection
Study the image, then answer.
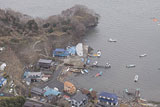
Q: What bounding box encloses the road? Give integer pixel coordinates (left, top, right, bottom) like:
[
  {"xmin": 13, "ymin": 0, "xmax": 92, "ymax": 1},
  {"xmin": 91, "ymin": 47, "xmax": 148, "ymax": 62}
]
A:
[{"xmin": 38, "ymin": 65, "xmax": 63, "ymax": 91}]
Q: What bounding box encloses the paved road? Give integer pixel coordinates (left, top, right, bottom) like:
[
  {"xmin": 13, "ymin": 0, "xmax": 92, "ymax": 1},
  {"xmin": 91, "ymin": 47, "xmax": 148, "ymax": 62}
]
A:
[{"xmin": 38, "ymin": 65, "xmax": 63, "ymax": 91}]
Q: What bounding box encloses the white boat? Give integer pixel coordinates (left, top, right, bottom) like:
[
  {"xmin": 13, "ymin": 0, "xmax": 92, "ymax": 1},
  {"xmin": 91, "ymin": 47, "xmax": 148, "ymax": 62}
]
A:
[
  {"xmin": 126, "ymin": 64, "xmax": 136, "ymax": 68},
  {"xmin": 97, "ymin": 50, "xmax": 101, "ymax": 57},
  {"xmin": 108, "ymin": 38, "xmax": 117, "ymax": 42},
  {"xmin": 139, "ymin": 54, "xmax": 147, "ymax": 57},
  {"xmin": 134, "ymin": 75, "xmax": 139, "ymax": 82},
  {"xmin": 93, "ymin": 61, "xmax": 98, "ymax": 66},
  {"xmin": 81, "ymin": 70, "xmax": 84, "ymax": 74},
  {"xmin": 105, "ymin": 63, "xmax": 111, "ymax": 68},
  {"xmin": 76, "ymin": 43, "xmax": 83, "ymax": 56}
]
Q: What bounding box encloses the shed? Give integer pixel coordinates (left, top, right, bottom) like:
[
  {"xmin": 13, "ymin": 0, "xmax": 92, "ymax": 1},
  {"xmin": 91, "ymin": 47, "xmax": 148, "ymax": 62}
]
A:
[
  {"xmin": 31, "ymin": 87, "xmax": 44, "ymax": 96},
  {"xmin": 71, "ymin": 90, "xmax": 88, "ymax": 107},
  {"xmin": 64, "ymin": 81, "xmax": 76, "ymax": 95},
  {"xmin": 38, "ymin": 59, "xmax": 52, "ymax": 69},
  {"xmin": 53, "ymin": 48, "xmax": 69, "ymax": 57},
  {"xmin": 98, "ymin": 92, "xmax": 118, "ymax": 106},
  {"xmin": 0, "ymin": 76, "xmax": 7, "ymax": 87}
]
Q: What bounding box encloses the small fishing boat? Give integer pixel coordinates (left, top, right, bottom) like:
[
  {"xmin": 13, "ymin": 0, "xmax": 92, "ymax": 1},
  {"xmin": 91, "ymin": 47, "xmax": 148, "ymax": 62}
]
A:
[
  {"xmin": 139, "ymin": 54, "xmax": 147, "ymax": 57},
  {"xmin": 126, "ymin": 64, "xmax": 136, "ymax": 68},
  {"xmin": 81, "ymin": 70, "xmax": 84, "ymax": 74},
  {"xmin": 108, "ymin": 38, "xmax": 117, "ymax": 42},
  {"xmin": 97, "ymin": 50, "xmax": 101, "ymax": 57},
  {"xmin": 95, "ymin": 71, "xmax": 103, "ymax": 77},
  {"xmin": 134, "ymin": 75, "xmax": 139, "ymax": 82},
  {"xmin": 93, "ymin": 61, "xmax": 98, "ymax": 66},
  {"xmin": 105, "ymin": 63, "xmax": 111, "ymax": 68},
  {"xmin": 84, "ymin": 69, "xmax": 88, "ymax": 73}
]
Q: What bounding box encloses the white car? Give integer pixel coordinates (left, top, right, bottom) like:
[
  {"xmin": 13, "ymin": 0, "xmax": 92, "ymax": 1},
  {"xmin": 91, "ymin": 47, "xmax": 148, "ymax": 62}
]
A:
[
  {"xmin": 9, "ymin": 88, "xmax": 13, "ymax": 93},
  {"xmin": 10, "ymin": 83, "xmax": 14, "ymax": 88}
]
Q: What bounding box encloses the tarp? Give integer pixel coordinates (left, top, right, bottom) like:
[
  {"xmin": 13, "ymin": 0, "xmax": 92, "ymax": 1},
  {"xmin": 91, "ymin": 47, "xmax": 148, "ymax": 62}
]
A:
[
  {"xmin": 0, "ymin": 77, "xmax": 7, "ymax": 87},
  {"xmin": 0, "ymin": 63, "xmax": 6, "ymax": 71},
  {"xmin": 76, "ymin": 43, "xmax": 83, "ymax": 56},
  {"xmin": 44, "ymin": 88, "xmax": 61, "ymax": 96},
  {"xmin": 66, "ymin": 46, "xmax": 76, "ymax": 55}
]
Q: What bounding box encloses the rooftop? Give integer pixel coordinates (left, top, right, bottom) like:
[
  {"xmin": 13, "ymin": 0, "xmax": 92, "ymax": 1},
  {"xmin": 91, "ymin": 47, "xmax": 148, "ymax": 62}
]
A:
[
  {"xmin": 72, "ymin": 91, "xmax": 88, "ymax": 102},
  {"xmin": 38, "ymin": 59, "xmax": 52, "ymax": 64}
]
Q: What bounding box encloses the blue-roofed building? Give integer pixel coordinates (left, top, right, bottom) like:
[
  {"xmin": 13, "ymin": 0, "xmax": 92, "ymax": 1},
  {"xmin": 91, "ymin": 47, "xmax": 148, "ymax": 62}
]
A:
[
  {"xmin": 44, "ymin": 88, "xmax": 61, "ymax": 97},
  {"xmin": 53, "ymin": 48, "xmax": 69, "ymax": 57},
  {"xmin": 0, "ymin": 76, "xmax": 7, "ymax": 87},
  {"xmin": 98, "ymin": 92, "xmax": 118, "ymax": 106}
]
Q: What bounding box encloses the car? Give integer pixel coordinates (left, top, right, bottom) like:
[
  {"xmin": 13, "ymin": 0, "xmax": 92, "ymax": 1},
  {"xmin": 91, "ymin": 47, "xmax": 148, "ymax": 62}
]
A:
[
  {"xmin": 9, "ymin": 88, "xmax": 13, "ymax": 93},
  {"xmin": 10, "ymin": 83, "xmax": 14, "ymax": 88}
]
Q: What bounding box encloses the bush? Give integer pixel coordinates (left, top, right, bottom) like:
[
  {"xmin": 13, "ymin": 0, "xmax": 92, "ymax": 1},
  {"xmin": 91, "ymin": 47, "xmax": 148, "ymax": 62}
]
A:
[
  {"xmin": 43, "ymin": 23, "xmax": 50, "ymax": 28},
  {"xmin": 48, "ymin": 28, "xmax": 54, "ymax": 33},
  {"xmin": 0, "ymin": 96, "xmax": 26, "ymax": 107}
]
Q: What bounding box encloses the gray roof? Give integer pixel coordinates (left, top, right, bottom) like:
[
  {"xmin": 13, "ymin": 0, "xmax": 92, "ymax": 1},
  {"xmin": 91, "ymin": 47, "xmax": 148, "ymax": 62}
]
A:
[
  {"xmin": 72, "ymin": 91, "xmax": 88, "ymax": 102},
  {"xmin": 38, "ymin": 59, "xmax": 52, "ymax": 64},
  {"xmin": 28, "ymin": 72, "xmax": 42, "ymax": 77},
  {"xmin": 31, "ymin": 87, "xmax": 43, "ymax": 94}
]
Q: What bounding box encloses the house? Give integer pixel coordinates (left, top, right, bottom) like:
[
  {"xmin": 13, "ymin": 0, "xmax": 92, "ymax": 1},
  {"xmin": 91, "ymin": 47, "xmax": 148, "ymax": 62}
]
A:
[
  {"xmin": 53, "ymin": 48, "xmax": 69, "ymax": 57},
  {"xmin": 31, "ymin": 87, "xmax": 44, "ymax": 96},
  {"xmin": 24, "ymin": 72, "xmax": 42, "ymax": 82},
  {"xmin": 71, "ymin": 90, "xmax": 88, "ymax": 107},
  {"xmin": 38, "ymin": 59, "xmax": 52, "ymax": 69},
  {"xmin": 98, "ymin": 92, "xmax": 118, "ymax": 106},
  {"xmin": 64, "ymin": 81, "xmax": 76, "ymax": 95},
  {"xmin": 23, "ymin": 101, "xmax": 44, "ymax": 107},
  {"xmin": 0, "ymin": 76, "xmax": 7, "ymax": 87}
]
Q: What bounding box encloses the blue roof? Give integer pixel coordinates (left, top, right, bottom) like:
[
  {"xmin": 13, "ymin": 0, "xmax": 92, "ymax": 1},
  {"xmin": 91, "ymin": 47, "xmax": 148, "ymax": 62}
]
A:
[
  {"xmin": 53, "ymin": 48, "xmax": 69, "ymax": 57},
  {"xmin": 0, "ymin": 77, "xmax": 7, "ymax": 87},
  {"xmin": 98, "ymin": 92, "xmax": 118, "ymax": 104},
  {"xmin": 66, "ymin": 46, "xmax": 76, "ymax": 55},
  {"xmin": 24, "ymin": 71, "xmax": 29, "ymax": 78},
  {"xmin": 44, "ymin": 88, "xmax": 61, "ymax": 96},
  {"xmin": 54, "ymin": 48, "xmax": 65, "ymax": 52}
]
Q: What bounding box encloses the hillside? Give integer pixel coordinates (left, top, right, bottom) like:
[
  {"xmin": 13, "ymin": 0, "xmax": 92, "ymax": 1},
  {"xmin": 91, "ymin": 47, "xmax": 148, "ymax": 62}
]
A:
[{"xmin": 0, "ymin": 5, "xmax": 99, "ymax": 95}]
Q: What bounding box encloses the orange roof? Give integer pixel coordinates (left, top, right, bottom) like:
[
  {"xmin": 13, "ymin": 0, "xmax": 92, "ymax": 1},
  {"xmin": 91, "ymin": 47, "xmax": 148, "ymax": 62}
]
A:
[{"xmin": 64, "ymin": 81, "xmax": 75, "ymax": 87}]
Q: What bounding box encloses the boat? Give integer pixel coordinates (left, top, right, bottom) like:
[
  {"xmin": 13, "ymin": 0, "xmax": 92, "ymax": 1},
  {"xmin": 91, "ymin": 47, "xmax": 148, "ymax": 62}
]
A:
[
  {"xmin": 95, "ymin": 71, "xmax": 103, "ymax": 77},
  {"xmin": 93, "ymin": 61, "xmax": 98, "ymax": 66},
  {"xmin": 84, "ymin": 69, "xmax": 88, "ymax": 73},
  {"xmin": 134, "ymin": 75, "xmax": 139, "ymax": 82},
  {"xmin": 126, "ymin": 64, "xmax": 136, "ymax": 68},
  {"xmin": 105, "ymin": 63, "xmax": 111, "ymax": 68},
  {"xmin": 81, "ymin": 70, "xmax": 84, "ymax": 74},
  {"xmin": 139, "ymin": 54, "xmax": 147, "ymax": 57},
  {"xmin": 97, "ymin": 50, "xmax": 101, "ymax": 57},
  {"xmin": 108, "ymin": 38, "xmax": 117, "ymax": 42}
]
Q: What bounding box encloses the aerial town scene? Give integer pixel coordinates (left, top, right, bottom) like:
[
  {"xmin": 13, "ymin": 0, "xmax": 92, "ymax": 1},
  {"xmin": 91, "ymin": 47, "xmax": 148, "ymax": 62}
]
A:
[{"xmin": 0, "ymin": 0, "xmax": 160, "ymax": 107}]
